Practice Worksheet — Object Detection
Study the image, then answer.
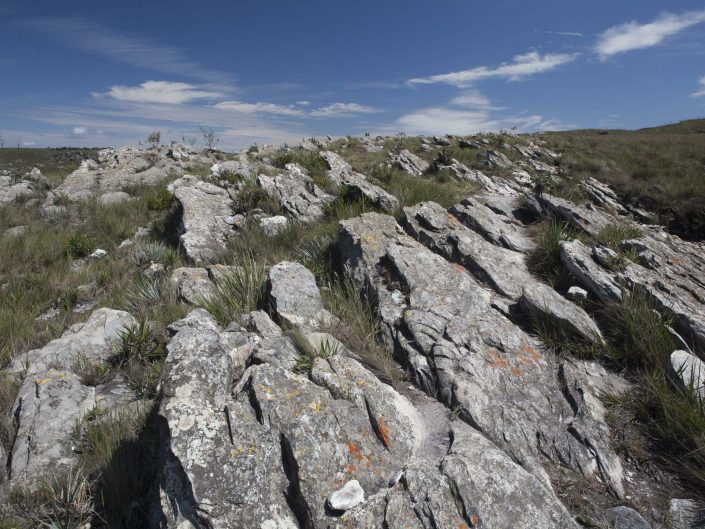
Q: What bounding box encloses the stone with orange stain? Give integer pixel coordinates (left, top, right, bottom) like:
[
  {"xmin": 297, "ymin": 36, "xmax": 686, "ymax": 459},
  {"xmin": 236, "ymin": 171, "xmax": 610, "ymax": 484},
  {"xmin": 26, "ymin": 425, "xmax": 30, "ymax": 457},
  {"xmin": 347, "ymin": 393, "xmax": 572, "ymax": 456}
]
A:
[{"xmin": 376, "ymin": 416, "xmax": 391, "ymax": 448}]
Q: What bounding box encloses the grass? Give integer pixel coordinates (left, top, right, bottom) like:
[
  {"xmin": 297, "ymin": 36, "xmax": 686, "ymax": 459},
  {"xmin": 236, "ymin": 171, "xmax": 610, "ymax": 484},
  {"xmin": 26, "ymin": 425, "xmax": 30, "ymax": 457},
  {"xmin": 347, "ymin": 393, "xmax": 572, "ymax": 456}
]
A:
[
  {"xmin": 526, "ymin": 217, "xmax": 579, "ymax": 285},
  {"xmin": 542, "ymin": 121, "xmax": 705, "ymax": 239},
  {"xmin": 196, "ymin": 254, "xmax": 267, "ymax": 326},
  {"xmin": 64, "ymin": 233, "xmax": 96, "ymax": 259}
]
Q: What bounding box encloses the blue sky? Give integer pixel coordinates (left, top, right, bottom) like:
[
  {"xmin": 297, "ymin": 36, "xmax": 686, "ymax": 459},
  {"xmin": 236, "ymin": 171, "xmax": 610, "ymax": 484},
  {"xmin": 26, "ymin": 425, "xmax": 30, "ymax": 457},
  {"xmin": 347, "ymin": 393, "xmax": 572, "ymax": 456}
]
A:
[{"xmin": 1, "ymin": 0, "xmax": 705, "ymax": 149}]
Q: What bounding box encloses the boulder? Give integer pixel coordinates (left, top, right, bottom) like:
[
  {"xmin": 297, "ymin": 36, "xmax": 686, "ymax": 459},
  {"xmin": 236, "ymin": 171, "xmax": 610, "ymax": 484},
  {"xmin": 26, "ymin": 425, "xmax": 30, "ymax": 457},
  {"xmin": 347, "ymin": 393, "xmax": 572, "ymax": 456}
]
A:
[
  {"xmin": 98, "ymin": 191, "xmax": 132, "ymax": 206},
  {"xmin": 606, "ymin": 506, "xmax": 652, "ymax": 529},
  {"xmin": 258, "ymin": 164, "xmax": 335, "ymax": 223},
  {"xmin": 259, "ymin": 215, "xmax": 289, "ymax": 237},
  {"xmin": 668, "ymin": 350, "xmax": 705, "ymax": 399},
  {"xmin": 328, "ymin": 480, "xmax": 365, "ymax": 511},
  {"xmin": 168, "ymin": 175, "xmax": 235, "ymax": 264}
]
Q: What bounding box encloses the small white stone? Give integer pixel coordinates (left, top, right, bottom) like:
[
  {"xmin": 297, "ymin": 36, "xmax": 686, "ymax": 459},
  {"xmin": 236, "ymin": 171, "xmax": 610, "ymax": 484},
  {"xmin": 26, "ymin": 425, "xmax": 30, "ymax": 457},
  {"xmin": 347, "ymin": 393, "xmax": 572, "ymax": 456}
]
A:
[
  {"xmin": 328, "ymin": 480, "xmax": 365, "ymax": 511},
  {"xmin": 668, "ymin": 350, "xmax": 705, "ymax": 399},
  {"xmin": 90, "ymin": 248, "xmax": 107, "ymax": 260},
  {"xmin": 567, "ymin": 286, "xmax": 588, "ymax": 301},
  {"xmin": 260, "ymin": 215, "xmax": 289, "ymax": 237}
]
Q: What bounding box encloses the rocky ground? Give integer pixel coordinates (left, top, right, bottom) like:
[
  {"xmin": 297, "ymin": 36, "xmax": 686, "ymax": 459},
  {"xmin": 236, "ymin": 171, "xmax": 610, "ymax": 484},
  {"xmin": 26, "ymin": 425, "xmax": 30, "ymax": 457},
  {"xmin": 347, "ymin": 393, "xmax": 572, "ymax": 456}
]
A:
[{"xmin": 0, "ymin": 132, "xmax": 704, "ymax": 529}]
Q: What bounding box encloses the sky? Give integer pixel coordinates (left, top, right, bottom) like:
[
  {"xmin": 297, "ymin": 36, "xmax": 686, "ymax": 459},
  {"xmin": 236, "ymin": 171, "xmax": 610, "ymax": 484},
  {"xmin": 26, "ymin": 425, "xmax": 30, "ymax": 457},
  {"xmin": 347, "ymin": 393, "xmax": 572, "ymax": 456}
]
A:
[{"xmin": 1, "ymin": 0, "xmax": 705, "ymax": 150}]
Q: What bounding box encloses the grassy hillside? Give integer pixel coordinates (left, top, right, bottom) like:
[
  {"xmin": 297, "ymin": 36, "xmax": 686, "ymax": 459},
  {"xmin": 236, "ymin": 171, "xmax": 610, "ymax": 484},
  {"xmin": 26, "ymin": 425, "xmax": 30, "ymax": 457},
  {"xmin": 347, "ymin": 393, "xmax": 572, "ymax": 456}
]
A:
[{"xmin": 542, "ymin": 120, "xmax": 705, "ymax": 239}]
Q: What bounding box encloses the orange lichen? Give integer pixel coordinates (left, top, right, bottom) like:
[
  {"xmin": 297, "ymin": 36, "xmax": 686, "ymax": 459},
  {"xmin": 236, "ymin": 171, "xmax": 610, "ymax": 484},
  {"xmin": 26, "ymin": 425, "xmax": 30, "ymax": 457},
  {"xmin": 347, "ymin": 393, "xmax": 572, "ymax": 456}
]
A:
[
  {"xmin": 470, "ymin": 513, "xmax": 480, "ymax": 526},
  {"xmin": 347, "ymin": 441, "xmax": 364, "ymax": 462},
  {"xmin": 346, "ymin": 464, "xmax": 355, "ymax": 474},
  {"xmin": 511, "ymin": 367, "xmax": 522, "ymax": 377},
  {"xmin": 489, "ymin": 358, "xmax": 508, "ymax": 368},
  {"xmin": 376, "ymin": 417, "xmax": 391, "ymax": 448}
]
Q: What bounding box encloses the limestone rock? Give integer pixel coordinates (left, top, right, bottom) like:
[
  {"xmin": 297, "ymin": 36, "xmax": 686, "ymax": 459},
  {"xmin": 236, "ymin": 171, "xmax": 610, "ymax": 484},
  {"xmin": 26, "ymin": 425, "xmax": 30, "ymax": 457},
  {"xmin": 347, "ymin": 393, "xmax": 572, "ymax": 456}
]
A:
[
  {"xmin": 390, "ymin": 149, "xmax": 429, "ymax": 176},
  {"xmin": 168, "ymin": 175, "xmax": 235, "ymax": 264},
  {"xmin": 328, "ymin": 480, "xmax": 365, "ymax": 511},
  {"xmin": 258, "ymin": 164, "xmax": 335, "ymax": 223},
  {"xmin": 259, "ymin": 215, "xmax": 289, "ymax": 236},
  {"xmin": 668, "ymin": 350, "xmax": 705, "ymax": 399},
  {"xmin": 606, "ymin": 506, "xmax": 652, "ymax": 529},
  {"xmin": 267, "ymin": 261, "xmax": 334, "ymax": 333}
]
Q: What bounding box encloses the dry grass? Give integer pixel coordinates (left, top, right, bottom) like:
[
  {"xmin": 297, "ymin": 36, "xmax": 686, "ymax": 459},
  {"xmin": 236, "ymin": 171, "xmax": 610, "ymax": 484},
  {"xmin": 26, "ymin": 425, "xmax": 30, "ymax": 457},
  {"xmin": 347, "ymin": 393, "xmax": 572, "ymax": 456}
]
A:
[{"xmin": 542, "ymin": 121, "xmax": 705, "ymax": 239}]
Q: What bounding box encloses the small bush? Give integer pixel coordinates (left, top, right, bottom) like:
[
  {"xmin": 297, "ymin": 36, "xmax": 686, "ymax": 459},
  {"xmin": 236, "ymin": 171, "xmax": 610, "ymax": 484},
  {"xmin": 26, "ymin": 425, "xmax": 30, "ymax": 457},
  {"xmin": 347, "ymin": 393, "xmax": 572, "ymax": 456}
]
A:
[
  {"xmin": 146, "ymin": 131, "xmax": 161, "ymax": 149},
  {"xmin": 526, "ymin": 218, "xmax": 578, "ymax": 284},
  {"xmin": 64, "ymin": 234, "xmax": 96, "ymax": 259},
  {"xmin": 236, "ymin": 177, "xmax": 281, "ymax": 214},
  {"xmin": 0, "ymin": 375, "xmax": 19, "ymax": 454},
  {"xmin": 594, "ymin": 224, "xmax": 643, "ymax": 251},
  {"xmin": 144, "ymin": 187, "xmax": 174, "ymax": 211},
  {"xmin": 110, "ymin": 321, "xmax": 165, "ymax": 398},
  {"xmin": 7, "ymin": 467, "xmax": 94, "ymax": 529},
  {"xmin": 197, "ymin": 255, "xmax": 266, "ymax": 326}
]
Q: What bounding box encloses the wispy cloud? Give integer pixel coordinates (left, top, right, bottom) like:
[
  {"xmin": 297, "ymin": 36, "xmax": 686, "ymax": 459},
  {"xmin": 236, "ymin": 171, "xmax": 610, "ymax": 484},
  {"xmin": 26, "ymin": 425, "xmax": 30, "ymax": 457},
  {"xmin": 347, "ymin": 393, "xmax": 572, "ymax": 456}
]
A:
[
  {"xmin": 213, "ymin": 100, "xmax": 304, "ymax": 116},
  {"xmin": 545, "ymin": 31, "xmax": 584, "ymax": 37},
  {"xmin": 596, "ymin": 9, "xmax": 705, "ymax": 60},
  {"xmin": 692, "ymin": 76, "xmax": 705, "ymax": 97},
  {"xmin": 310, "ymin": 102, "xmax": 379, "ymax": 117},
  {"xmin": 394, "ymin": 106, "xmax": 568, "ymax": 136},
  {"xmin": 407, "ymin": 51, "xmax": 578, "ymax": 87},
  {"xmin": 23, "ymin": 16, "xmax": 233, "ymax": 84},
  {"xmin": 449, "ymin": 89, "xmax": 503, "ymax": 110},
  {"xmin": 95, "ymin": 81, "xmax": 224, "ymax": 105}
]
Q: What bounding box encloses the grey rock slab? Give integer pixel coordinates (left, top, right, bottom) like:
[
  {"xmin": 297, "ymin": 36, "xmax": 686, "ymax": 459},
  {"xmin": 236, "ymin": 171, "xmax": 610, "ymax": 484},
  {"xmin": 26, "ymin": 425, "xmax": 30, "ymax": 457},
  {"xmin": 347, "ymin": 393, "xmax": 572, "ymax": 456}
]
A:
[
  {"xmin": 560, "ymin": 239, "xmax": 624, "ymax": 303},
  {"xmin": 668, "ymin": 499, "xmax": 704, "ymax": 529},
  {"xmin": 451, "ymin": 196, "xmax": 535, "ymax": 253},
  {"xmin": 668, "ymin": 350, "xmax": 705, "ymax": 399},
  {"xmin": 170, "ymin": 267, "xmax": 215, "ymax": 304},
  {"xmin": 267, "ymin": 261, "xmax": 334, "ymax": 333},
  {"xmin": 169, "ymin": 175, "xmax": 235, "ymax": 264},
  {"xmin": 258, "ymin": 164, "xmax": 335, "ymax": 223},
  {"xmin": 533, "ymin": 193, "xmax": 617, "ymax": 237},
  {"xmin": 259, "ymin": 215, "xmax": 289, "ymax": 236},
  {"xmin": 441, "ymin": 423, "xmax": 580, "ymax": 529},
  {"xmin": 390, "ymin": 149, "xmax": 429, "ymax": 176},
  {"xmin": 520, "ymin": 283, "xmax": 604, "ymax": 344},
  {"xmin": 9, "ymin": 308, "xmax": 136, "ymax": 377},
  {"xmin": 328, "ymin": 480, "xmax": 365, "ymax": 511},
  {"xmin": 405, "ymin": 201, "xmax": 603, "ymax": 344},
  {"xmin": 606, "ymin": 506, "xmax": 652, "ymax": 529},
  {"xmin": 155, "ymin": 312, "xmax": 296, "ymax": 529},
  {"xmin": 97, "ymin": 191, "xmax": 132, "ymax": 206},
  {"xmin": 339, "ymin": 212, "xmax": 624, "ymax": 498},
  {"xmin": 4, "ymin": 225, "xmax": 27, "ymax": 238}
]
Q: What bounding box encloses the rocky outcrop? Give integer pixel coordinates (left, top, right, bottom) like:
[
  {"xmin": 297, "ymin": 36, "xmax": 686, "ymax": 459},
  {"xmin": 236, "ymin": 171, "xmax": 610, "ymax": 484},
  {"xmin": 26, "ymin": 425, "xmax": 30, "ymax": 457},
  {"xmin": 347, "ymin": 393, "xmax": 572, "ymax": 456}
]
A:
[
  {"xmin": 168, "ymin": 175, "xmax": 235, "ymax": 264},
  {"xmin": 390, "ymin": 149, "xmax": 429, "ymax": 176},
  {"xmin": 6, "ymin": 308, "xmax": 136, "ymax": 486},
  {"xmin": 321, "ymin": 151, "xmax": 399, "ymax": 212},
  {"xmin": 339, "ymin": 212, "xmax": 624, "ymax": 498},
  {"xmin": 258, "ymin": 164, "xmax": 335, "ymax": 223}
]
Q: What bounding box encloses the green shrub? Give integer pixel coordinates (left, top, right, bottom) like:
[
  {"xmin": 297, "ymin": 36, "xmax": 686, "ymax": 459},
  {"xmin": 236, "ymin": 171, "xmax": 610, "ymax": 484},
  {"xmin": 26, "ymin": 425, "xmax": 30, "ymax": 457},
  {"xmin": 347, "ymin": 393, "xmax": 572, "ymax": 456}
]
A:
[
  {"xmin": 526, "ymin": 218, "xmax": 578, "ymax": 284},
  {"xmin": 197, "ymin": 255, "xmax": 266, "ymax": 326},
  {"xmin": 144, "ymin": 187, "xmax": 174, "ymax": 211},
  {"xmin": 64, "ymin": 234, "xmax": 96, "ymax": 259}
]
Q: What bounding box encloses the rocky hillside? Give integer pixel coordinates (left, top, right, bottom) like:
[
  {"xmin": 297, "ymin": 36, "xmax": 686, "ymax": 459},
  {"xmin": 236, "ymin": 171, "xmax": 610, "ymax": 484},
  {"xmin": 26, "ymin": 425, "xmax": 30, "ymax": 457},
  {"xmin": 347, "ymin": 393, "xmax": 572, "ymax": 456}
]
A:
[{"xmin": 0, "ymin": 132, "xmax": 704, "ymax": 529}]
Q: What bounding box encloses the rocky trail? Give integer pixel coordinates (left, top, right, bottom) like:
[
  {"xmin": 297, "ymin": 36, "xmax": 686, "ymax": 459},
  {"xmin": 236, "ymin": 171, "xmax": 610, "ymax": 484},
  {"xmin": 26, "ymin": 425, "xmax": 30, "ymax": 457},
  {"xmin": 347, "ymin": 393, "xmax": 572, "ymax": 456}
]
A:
[{"xmin": 1, "ymin": 134, "xmax": 704, "ymax": 529}]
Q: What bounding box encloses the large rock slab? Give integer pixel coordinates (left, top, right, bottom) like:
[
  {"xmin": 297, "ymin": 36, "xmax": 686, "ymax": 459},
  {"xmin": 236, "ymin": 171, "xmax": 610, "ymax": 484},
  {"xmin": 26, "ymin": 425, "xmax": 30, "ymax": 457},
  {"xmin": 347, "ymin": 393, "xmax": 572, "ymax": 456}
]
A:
[
  {"xmin": 267, "ymin": 261, "xmax": 334, "ymax": 333},
  {"xmin": 168, "ymin": 175, "xmax": 235, "ymax": 264},
  {"xmin": 404, "ymin": 201, "xmax": 603, "ymax": 345},
  {"xmin": 7, "ymin": 308, "xmax": 137, "ymax": 485},
  {"xmin": 339, "ymin": 212, "xmax": 623, "ymax": 497}
]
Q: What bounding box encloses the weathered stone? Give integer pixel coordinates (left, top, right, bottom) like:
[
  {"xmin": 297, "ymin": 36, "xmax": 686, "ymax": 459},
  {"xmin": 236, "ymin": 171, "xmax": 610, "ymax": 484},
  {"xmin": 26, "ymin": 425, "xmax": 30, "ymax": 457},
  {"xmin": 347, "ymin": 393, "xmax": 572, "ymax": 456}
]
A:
[
  {"xmin": 98, "ymin": 191, "xmax": 132, "ymax": 206},
  {"xmin": 259, "ymin": 215, "xmax": 289, "ymax": 236},
  {"xmin": 4, "ymin": 225, "xmax": 27, "ymax": 238},
  {"xmin": 168, "ymin": 175, "xmax": 234, "ymax": 264},
  {"xmin": 390, "ymin": 149, "xmax": 429, "ymax": 176},
  {"xmin": 483, "ymin": 149, "xmax": 513, "ymax": 169},
  {"xmin": 340, "ymin": 212, "xmax": 624, "ymax": 497},
  {"xmin": 170, "ymin": 267, "xmax": 215, "ymax": 304},
  {"xmin": 668, "ymin": 350, "xmax": 705, "ymax": 399},
  {"xmin": 668, "ymin": 498, "xmax": 703, "ymax": 529},
  {"xmin": 606, "ymin": 506, "xmax": 652, "ymax": 529},
  {"xmin": 561, "ymin": 239, "xmax": 623, "ymax": 303},
  {"xmin": 267, "ymin": 261, "xmax": 334, "ymax": 333},
  {"xmin": 328, "ymin": 480, "xmax": 365, "ymax": 511},
  {"xmin": 258, "ymin": 164, "xmax": 335, "ymax": 223},
  {"xmin": 567, "ymin": 285, "xmax": 588, "ymax": 301}
]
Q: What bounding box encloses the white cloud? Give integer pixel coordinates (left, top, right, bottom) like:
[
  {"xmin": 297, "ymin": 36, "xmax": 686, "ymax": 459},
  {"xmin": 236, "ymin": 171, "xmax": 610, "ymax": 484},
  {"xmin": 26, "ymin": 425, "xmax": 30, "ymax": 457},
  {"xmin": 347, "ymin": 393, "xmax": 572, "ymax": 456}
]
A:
[
  {"xmin": 407, "ymin": 51, "xmax": 578, "ymax": 87},
  {"xmin": 395, "ymin": 106, "xmax": 569, "ymax": 136},
  {"xmin": 449, "ymin": 90, "xmax": 503, "ymax": 110},
  {"xmin": 596, "ymin": 10, "xmax": 705, "ymax": 60},
  {"xmin": 546, "ymin": 31, "xmax": 584, "ymax": 37},
  {"xmin": 691, "ymin": 75, "xmax": 705, "ymax": 97},
  {"xmin": 71, "ymin": 126, "xmax": 87, "ymax": 137},
  {"xmin": 99, "ymin": 81, "xmax": 223, "ymax": 105},
  {"xmin": 213, "ymin": 100, "xmax": 304, "ymax": 116},
  {"xmin": 296, "ymin": 100, "xmax": 310, "ymax": 106},
  {"xmin": 310, "ymin": 102, "xmax": 379, "ymax": 117}
]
